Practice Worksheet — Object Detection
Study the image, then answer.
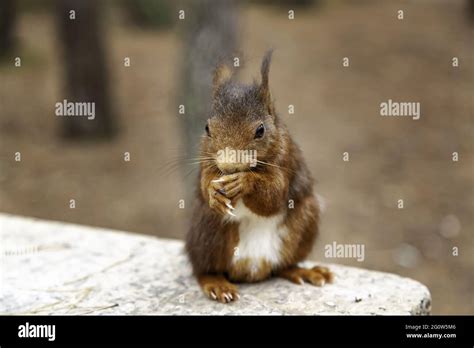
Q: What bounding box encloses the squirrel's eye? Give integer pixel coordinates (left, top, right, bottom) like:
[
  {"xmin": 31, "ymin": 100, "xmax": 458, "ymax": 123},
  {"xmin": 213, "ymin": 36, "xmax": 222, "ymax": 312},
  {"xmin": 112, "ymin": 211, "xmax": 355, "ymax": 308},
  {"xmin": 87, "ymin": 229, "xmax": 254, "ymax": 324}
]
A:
[
  {"xmin": 205, "ymin": 124, "xmax": 211, "ymax": 137},
  {"xmin": 255, "ymin": 123, "xmax": 265, "ymax": 139}
]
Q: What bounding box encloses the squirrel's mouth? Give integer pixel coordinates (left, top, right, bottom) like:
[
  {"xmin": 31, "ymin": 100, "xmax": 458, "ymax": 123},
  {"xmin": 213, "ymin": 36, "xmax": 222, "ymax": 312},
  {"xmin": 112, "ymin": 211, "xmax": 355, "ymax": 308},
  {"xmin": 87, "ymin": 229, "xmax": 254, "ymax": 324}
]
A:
[
  {"xmin": 217, "ymin": 165, "xmax": 250, "ymax": 175},
  {"xmin": 216, "ymin": 161, "xmax": 257, "ymax": 175}
]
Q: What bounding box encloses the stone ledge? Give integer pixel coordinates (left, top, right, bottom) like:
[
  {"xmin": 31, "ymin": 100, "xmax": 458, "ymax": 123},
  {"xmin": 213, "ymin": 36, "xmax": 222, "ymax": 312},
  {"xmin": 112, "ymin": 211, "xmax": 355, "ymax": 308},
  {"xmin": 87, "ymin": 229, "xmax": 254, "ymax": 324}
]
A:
[{"xmin": 0, "ymin": 213, "xmax": 431, "ymax": 315}]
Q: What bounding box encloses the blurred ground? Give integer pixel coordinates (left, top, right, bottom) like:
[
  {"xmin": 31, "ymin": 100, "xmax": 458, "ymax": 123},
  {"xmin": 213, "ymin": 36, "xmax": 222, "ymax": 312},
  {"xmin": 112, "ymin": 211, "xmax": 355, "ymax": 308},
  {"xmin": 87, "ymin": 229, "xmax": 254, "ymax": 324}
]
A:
[{"xmin": 0, "ymin": 0, "xmax": 473, "ymax": 314}]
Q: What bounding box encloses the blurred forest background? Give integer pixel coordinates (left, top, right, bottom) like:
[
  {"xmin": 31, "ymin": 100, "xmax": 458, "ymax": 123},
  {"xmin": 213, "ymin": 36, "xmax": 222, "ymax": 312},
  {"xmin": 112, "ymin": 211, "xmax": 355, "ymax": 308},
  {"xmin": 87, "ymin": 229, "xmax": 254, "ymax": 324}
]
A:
[{"xmin": 0, "ymin": 0, "xmax": 473, "ymax": 314}]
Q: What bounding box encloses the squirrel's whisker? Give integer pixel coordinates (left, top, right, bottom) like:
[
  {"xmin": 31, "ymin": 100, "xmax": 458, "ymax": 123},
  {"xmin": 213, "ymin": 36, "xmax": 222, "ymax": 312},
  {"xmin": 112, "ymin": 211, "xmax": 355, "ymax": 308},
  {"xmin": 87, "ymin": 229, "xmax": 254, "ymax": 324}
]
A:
[{"xmin": 256, "ymin": 160, "xmax": 294, "ymax": 174}]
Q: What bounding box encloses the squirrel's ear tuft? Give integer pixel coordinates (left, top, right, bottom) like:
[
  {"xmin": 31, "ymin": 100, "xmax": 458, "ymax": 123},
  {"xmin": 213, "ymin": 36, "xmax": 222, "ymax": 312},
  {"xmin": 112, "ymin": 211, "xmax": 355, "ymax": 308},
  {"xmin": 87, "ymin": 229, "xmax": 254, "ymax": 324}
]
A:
[
  {"xmin": 213, "ymin": 64, "xmax": 233, "ymax": 92},
  {"xmin": 260, "ymin": 49, "xmax": 273, "ymax": 91},
  {"xmin": 260, "ymin": 49, "xmax": 274, "ymax": 114}
]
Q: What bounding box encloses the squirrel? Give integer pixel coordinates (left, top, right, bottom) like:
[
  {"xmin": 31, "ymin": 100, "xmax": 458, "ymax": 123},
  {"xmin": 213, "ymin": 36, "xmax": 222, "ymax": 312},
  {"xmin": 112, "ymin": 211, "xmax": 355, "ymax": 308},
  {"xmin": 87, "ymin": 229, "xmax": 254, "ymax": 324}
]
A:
[{"xmin": 185, "ymin": 51, "xmax": 333, "ymax": 303}]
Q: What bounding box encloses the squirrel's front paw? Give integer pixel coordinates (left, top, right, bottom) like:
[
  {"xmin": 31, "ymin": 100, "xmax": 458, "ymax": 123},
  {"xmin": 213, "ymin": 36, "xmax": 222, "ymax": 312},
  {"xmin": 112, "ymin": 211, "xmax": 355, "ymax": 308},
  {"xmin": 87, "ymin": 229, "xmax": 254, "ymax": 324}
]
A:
[
  {"xmin": 208, "ymin": 178, "xmax": 236, "ymax": 217},
  {"xmin": 211, "ymin": 172, "xmax": 247, "ymax": 202}
]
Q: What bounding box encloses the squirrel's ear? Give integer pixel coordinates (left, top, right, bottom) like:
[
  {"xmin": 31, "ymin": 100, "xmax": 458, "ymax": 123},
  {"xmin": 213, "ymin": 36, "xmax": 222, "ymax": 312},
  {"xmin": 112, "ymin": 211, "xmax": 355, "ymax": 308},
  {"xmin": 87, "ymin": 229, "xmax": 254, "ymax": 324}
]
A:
[
  {"xmin": 213, "ymin": 64, "xmax": 233, "ymax": 92},
  {"xmin": 259, "ymin": 50, "xmax": 274, "ymax": 114}
]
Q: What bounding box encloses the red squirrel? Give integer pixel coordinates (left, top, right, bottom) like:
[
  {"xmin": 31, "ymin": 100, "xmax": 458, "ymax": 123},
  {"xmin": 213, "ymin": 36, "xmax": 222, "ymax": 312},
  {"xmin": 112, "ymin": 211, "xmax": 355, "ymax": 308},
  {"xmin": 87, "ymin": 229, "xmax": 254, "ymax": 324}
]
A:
[{"xmin": 185, "ymin": 51, "xmax": 333, "ymax": 303}]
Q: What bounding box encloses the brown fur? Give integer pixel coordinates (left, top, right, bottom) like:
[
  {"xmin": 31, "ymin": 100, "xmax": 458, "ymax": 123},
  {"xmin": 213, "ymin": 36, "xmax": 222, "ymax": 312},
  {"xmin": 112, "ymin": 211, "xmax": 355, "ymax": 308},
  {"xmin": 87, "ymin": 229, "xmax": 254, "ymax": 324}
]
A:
[{"xmin": 185, "ymin": 51, "xmax": 332, "ymax": 303}]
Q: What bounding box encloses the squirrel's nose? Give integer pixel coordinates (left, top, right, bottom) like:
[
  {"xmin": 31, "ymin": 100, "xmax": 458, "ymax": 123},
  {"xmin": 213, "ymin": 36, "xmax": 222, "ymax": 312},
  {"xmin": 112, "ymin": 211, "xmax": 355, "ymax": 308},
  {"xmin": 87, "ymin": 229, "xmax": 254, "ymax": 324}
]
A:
[{"xmin": 215, "ymin": 147, "xmax": 252, "ymax": 174}]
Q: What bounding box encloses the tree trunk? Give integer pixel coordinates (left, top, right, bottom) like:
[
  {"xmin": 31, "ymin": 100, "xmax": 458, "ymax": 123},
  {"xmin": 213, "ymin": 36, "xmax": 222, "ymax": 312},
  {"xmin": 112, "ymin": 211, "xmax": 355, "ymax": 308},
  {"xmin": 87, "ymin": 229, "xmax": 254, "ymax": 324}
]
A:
[
  {"xmin": 178, "ymin": 0, "xmax": 238, "ymax": 197},
  {"xmin": 0, "ymin": 0, "xmax": 16, "ymax": 57},
  {"xmin": 56, "ymin": 0, "xmax": 116, "ymax": 139}
]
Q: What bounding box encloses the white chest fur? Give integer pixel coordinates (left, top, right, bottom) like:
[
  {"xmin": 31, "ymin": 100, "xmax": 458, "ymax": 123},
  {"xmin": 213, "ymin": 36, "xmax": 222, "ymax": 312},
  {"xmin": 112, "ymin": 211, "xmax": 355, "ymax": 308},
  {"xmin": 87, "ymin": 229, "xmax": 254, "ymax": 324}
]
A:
[{"xmin": 228, "ymin": 200, "xmax": 287, "ymax": 271}]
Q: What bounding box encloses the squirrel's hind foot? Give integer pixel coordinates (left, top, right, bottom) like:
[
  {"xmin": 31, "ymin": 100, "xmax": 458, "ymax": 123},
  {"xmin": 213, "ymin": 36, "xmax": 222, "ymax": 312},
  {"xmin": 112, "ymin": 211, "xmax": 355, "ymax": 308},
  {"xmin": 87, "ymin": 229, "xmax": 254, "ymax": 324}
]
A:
[
  {"xmin": 198, "ymin": 274, "xmax": 240, "ymax": 304},
  {"xmin": 277, "ymin": 265, "xmax": 334, "ymax": 286}
]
